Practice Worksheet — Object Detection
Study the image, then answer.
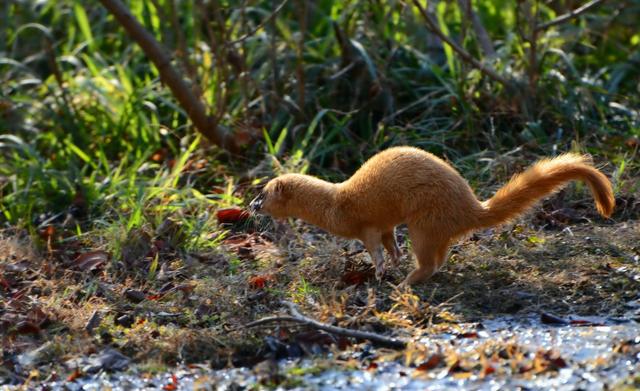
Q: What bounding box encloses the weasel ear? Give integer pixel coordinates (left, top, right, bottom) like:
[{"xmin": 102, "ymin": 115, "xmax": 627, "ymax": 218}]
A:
[{"xmin": 273, "ymin": 180, "xmax": 286, "ymax": 194}]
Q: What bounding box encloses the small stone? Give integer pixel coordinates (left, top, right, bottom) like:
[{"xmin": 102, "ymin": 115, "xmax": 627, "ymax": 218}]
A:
[
  {"xmin": 84, "ymin": 310, "xmax": 102, "ymax": 334},
  {"xmin": 115, "ymin": 313, "xmax": 135, "ymax": 328},
  {"xmin": 124, "ymin": 289, "xmax": 146, "ymax": 303},
  {"xmin": 17, "ymin": 342, "xmax": 55, "ymax": 368}
]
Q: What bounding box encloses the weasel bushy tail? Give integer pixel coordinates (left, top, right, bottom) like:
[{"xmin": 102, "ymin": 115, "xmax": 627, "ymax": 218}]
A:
[{"xmin": 478, "ymin": 153, "xmax": 615, "ymax": 228}]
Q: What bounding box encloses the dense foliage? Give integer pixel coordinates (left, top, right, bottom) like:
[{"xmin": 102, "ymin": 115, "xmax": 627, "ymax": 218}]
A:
[{"xmin": 2, "ymin": 0, "xmax": 639, "ymax": 228}]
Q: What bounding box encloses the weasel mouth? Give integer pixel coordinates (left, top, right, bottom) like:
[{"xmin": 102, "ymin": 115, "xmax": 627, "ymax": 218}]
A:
[{"xmin": 249, "ymin": 193, "xmax": 265, "ymax": 212}]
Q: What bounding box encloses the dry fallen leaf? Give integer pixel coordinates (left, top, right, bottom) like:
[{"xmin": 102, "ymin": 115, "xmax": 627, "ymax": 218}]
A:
[
  {"xmin": 66, "ymin": 368, "xmax": 82, "ymax": 382},
  {"xmin": 249, "ymin": 274, "xmax": 275, "ymax": 289},
  {"xmin": 75, "ymin": 250, "xmax": 109, "ymax": 272},
  {"xmin": 16, "ymin": 321, "xmax": 41, "ymax": 335},
  {"xmin": 163, "ymin": 374, "xmax": 179, "ymax": 390},
  {"xmin": 39, "ymin": 225, "xmax": 55, "ymax": 240},
  {"xmin": 150, "ymin": 147, "xmax": 169, "ymax": 163},
  {"xmin": 416, "ymin": 354, "xmax": 442, "ymax": 371},
  {"xmin": 483, "ymin": 365, "xmax": 495, "ymax": 376},
  {"xmin": 341, "ymin": 270, "xmax": 374, "ymax": 286},
  {"xmin": 625, "ymin": 136, "xmax": 639, "ymax": 149}
]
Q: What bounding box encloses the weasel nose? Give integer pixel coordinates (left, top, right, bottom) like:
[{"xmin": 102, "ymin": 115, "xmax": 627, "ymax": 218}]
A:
[{"xmin": 249, "ymin": 194, "xmax": 264, "ymax": 212}]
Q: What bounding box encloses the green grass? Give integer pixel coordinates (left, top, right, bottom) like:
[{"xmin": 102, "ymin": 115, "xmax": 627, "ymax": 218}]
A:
[{"xmin": 2, "ymin": 0, "xmax": 638, "ymax": 230}]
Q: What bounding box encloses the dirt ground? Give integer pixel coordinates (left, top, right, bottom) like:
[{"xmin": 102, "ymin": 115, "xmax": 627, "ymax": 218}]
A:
[{"xmin": 1, "ymin": 191, "xmax": 639, "ymax": 384}]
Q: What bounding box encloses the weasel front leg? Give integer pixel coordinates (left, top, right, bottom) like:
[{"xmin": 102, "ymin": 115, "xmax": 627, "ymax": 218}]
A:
[
  {"xmin": 382, "ymin": 230, "xmax": 401, "ymax": 266},
  {"xmin": 361, "ymin": 230, "xmax": 386, "ymax": 281}
]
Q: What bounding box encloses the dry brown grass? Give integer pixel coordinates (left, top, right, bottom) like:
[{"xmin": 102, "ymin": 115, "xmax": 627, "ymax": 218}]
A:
[{"xmin": 1, "ymin": 200, "xmax": 639, "ymax": 379}]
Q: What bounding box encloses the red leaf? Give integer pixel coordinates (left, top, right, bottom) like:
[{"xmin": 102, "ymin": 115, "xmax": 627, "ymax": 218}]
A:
[
  {"xmin": 16, "ymin": 321, "xmax": 41, "ymax": 335},
  {"xmin": 75, "ymin": 250, "xmax": 109, "ymax": 271},
  {"xmin": 341, "ymin": 270, "xmax": 373, "ymax": 286},
  {"xmin": 416, "ymin": 354, "xmax": 442, "ymax": 371},
  {"xmin": 484, "ymin": 366, "xmax": 495, "ymax": 376},
  {"xmin": 146, "ymin": 294, "xmax": 163, "ymax": 301},
  {"xmin": 163, "ymin": 383, "xmax": 177, "ymax": 391},
  {"xmin": 249, "ymin": 275, "xmax": 269, "ymax": 289},
  {"xmin": 39, "ymin": 225, "xmax": 55, "ymax": 240},
  {"xmin": 366, "ymin": 362, "xmax": 378, "ymax": 370},
  {"xmin": 174, "ymin": 284, "xmax": 194, "ymax": 294},
  {"xmin": 151, "ymin": 148, "xmax": 169, "ymax": 163},
  {"xmin": 457, "ymin": 331, "xmax": 479, "ymax": 339},
  {"xmin": 163, "ymin": 374, "xmax": 178, "ymax": 390},
  {"xmin": 216, "ymin": 207, "xmax": 250, "ymax": 224},
  {"xmin": 67, "ymin": 368, "xmax": 82, "ymax": 382}
]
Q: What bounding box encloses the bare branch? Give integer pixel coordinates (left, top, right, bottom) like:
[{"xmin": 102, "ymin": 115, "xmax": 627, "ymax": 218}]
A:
[
  {"xmin": 410, "ymin": 0, "xmax": 512, "ymax": 88},
  {"xmin": 457, "ymin": 0, "xmax": 495, "ymax": 57},
  {"xmin": 536, "ymin": 0, "xmax": 606, "ymax": 31},
  {"xmin": 245, "ymin": 302, "xmax": 408, "ymax": 349},
  {"xmin": 98, "ymin": 0, "xmax": 238, "ymax": 152}
]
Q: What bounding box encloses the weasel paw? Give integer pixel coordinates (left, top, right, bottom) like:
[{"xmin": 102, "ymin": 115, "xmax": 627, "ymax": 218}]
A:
[{"xmin": 375, "ymin": 266, "xmax": 385, "ymax": 282}]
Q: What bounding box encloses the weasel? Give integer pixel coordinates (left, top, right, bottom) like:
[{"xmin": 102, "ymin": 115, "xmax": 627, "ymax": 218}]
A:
[{"xmin": 249, "ymin": 146, "xmax": 615, "ymax": 286}]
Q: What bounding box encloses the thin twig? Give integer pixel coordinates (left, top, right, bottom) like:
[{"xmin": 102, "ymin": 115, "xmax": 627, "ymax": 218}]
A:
[
  {"xmin": 410, "ymin": 0, "xmax": 512, "ymax": 89},
  {"xmin": 536, "ymin": 0, "xmax": 606, "ymax": 31},
  {"xmin": 282, "ymin": 301, "xmax": 408, "ymax": 349},
  {"xmin": 169, "ymin": 0, "xmax": 203, "ymax": 98},
  {"xmin": 206, "ymin": 0, "xmax": 232, "ymax": 124},
  {"xmin": 245, "ymin": 315, "xmax": 307, "ymax": 328},
  {"xmin": 226, "ymin": 0, "xmax": 289, "ymax": 46},
  {"xmin": 456, "ymin": 0, "xmax": 495, "ymax": 57},
  {"xmin": 269, "ymin": 0, "xmax": 282, "ymax": 106},
  {"xmin": 295, "ymin": 0, "xmax": 307, "ymax": 118}
]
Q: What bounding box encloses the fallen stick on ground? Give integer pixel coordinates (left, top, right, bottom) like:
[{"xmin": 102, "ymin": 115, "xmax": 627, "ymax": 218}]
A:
[{"xmin": 245, "ymin": 301, "xmax": 408, "ymax": 349}]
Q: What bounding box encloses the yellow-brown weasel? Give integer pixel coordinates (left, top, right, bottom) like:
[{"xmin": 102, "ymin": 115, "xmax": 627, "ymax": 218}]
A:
[{"xmin": 250, "ymin": 147, "xmax": 615, "ymax": 286}]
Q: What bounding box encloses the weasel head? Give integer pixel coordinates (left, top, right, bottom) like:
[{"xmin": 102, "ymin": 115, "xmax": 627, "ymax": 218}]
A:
[{"xmin": 249, "ymin": 175, "xmax": 296, "ymax": 219}]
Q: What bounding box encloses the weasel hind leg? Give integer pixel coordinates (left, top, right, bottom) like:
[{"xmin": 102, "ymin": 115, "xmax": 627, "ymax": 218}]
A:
[{"xmin": 401, "ymin": 224, "xmax": 450, "ymax": 286}]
